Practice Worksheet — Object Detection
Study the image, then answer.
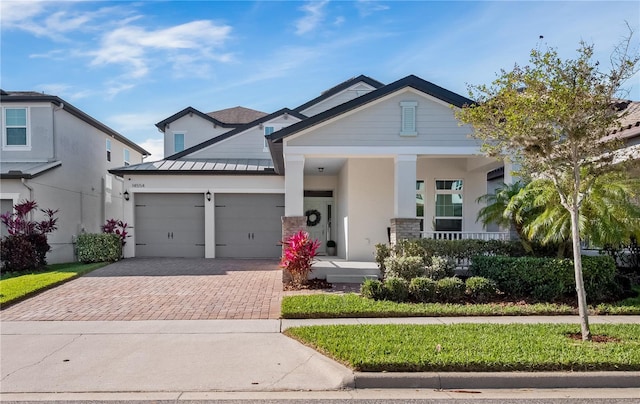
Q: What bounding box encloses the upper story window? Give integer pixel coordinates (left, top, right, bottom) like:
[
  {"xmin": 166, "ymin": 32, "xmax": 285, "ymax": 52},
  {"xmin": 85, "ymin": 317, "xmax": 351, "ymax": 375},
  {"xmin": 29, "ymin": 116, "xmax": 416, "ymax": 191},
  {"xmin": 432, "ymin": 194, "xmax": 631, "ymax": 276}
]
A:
[
  {"xmin": 400, "ymin": 101, "xmax": 418, "ymax": 137},
  {"xmin": 174, "ymin": 133, "xmax": 185, "ymax": 153},
  {"xmin": 3, "ymin": 107, "xmax": 30, "ymax": 149},
  {"xmin": 106, "ymin": 139, "xmax": 112, "ymax": 162},
  {"xmin": 263, "ymin": 126, "xmax": 275, "ymax": 149},
  {"xmin": 434, "ymin": 180, "xmax": 463, "ymax": 231},
  {"xmin": 123, "ymin": 148, "xmax": 130, "ymax": 166}
]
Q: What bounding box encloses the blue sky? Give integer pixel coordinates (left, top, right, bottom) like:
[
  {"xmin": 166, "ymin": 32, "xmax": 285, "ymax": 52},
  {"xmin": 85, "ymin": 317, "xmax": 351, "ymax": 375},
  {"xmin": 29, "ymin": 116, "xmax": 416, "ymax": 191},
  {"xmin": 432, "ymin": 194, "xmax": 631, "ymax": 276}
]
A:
[{"xmin": 2, "ymin": 0, "xmax": 639, "ymax": 159}]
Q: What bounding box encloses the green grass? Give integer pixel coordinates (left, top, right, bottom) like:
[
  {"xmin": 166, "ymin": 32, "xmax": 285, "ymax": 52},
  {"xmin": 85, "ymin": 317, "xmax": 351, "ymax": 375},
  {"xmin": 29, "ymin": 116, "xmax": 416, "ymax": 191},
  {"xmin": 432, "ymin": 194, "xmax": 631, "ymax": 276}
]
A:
[
  {"xmin": 281, "ymin": 293, "xmax": 577, "ymax": 318},
  {"xmin": 285, "ymin": 323, "xmax": 640, "ymax": 372},
  {"xmin": 0, "ymin": 262, "xmax": 108, "ymax": 305},
  {"xmin": 595, "ymin": 287, "xmax": 640, "ymax": 315}
]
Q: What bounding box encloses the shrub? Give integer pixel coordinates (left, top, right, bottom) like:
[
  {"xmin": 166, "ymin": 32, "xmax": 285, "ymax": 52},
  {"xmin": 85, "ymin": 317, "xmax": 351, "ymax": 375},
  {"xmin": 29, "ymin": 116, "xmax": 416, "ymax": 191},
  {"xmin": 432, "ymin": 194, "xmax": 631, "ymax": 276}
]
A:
[
  {"xmin": 383, "ymin": 256, "xmax": 425, "ymax": 280},
  {"xmin": 465, "ymin": 276, "xmax": 498, "ymax": 303},
  {"xmin": 0, "ymin": 200, "xmax": 58, "ymax": 271},
  {"xmin": 383, "ymin": 277, "xmax": 409, "ymax": 302},
  {"xmin": 280, "ymin": 230, "xmax": 320, "ymax": 286},
  {"xmin": 76, "ymin": 233, "xmax": 122, "ymax": 263},
  {"xmin": 374, "ymin": 243, "xmax": 392, "ymax": 271},
  {"xmin": 409, "ymin": 277, "xmax": 437, "ymax": 303},
  {"xmin": 425, "ymin": 255, "xmax": 455, "ymax": 280},
  {"xmin": 102, "ymin": 219, "xmax": 129, "ymax": 246},
  {"xmin": 0, "ymin": 235, "xmax": 39, "ymax": 272},
  {"xmin": 470, "ymin": 255, "xmax": 619, "ymax": 303},
  {"xmin": 436, "ymin": 277, "xmax": 465, "ymax": 303},
  {"xmin": 361, "ymin": 279, "xmax": 385, "ymax": 300}
]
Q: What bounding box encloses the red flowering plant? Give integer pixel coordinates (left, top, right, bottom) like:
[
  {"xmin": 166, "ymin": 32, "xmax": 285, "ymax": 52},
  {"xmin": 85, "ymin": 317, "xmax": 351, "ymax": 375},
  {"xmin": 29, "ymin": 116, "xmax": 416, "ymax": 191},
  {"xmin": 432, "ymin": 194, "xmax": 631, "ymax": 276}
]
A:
[
  {"xmin": 280, "ymin": 230, "xmax": 320, "ymax": 286},
  {"xmin": 102, "ymin": 219, "xmax": 128, "ymax": 246}
]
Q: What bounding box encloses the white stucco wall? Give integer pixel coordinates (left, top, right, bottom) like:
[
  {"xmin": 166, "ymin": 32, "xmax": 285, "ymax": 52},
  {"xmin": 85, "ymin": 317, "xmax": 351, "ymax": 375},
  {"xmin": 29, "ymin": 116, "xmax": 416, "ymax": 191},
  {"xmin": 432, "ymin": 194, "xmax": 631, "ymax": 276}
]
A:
[{"xmin": 336, "ymin": 162, "xmax": 349, "ymax": 259}]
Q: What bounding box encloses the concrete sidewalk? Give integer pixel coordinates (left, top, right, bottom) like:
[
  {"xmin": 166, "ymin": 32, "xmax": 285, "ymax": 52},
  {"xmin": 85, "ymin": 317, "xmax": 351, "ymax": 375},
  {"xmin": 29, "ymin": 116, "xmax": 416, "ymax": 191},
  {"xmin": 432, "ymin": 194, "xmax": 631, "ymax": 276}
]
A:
[{"xmin": 2, "ymin": 317, "xmax": 639, "ymax": 396}]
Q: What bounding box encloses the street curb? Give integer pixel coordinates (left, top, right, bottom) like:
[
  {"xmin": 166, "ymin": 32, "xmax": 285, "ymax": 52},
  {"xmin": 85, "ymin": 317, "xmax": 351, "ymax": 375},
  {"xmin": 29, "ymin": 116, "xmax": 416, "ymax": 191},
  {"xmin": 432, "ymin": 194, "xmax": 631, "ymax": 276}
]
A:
[{"xmin": 353, "ymin": 371, "xmax": 640, "ymax": 389}]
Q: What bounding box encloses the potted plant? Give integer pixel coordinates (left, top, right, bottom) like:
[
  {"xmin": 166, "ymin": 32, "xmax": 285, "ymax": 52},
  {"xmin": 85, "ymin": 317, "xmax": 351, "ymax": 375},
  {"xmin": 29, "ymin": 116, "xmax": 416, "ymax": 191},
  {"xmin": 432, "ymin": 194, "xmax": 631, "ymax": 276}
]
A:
[{"xmin": 326, "ymin": 240, "xmax": 337, "ymax": 256}]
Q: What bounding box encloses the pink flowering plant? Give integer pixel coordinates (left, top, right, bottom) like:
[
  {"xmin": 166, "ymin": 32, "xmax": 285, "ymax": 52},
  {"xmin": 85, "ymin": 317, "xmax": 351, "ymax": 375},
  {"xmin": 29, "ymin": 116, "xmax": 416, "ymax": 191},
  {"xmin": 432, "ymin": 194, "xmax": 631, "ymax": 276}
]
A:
[
  {"xmin": 280, "ymin": 230, "xmax": 320, "ymax": 286},
  {"xmin": 102, "ymin": 219, "xmax": 129, "ymax": 246}
]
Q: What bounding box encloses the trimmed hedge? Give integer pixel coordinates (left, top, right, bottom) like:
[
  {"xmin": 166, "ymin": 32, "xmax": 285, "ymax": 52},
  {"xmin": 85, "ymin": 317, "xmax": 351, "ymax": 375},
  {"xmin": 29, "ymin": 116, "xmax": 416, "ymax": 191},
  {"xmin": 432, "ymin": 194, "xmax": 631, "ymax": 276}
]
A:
[
  {"xmin": 470, "ymin": 255, "xmax": 619, "ymax": 303},
  {"xmin": 383, "ymin": 256, "xmax": 425, "ymax": 280},
  {"xmin": 76, "ymin": 233, "xmax": 121, "ymax": 263}
]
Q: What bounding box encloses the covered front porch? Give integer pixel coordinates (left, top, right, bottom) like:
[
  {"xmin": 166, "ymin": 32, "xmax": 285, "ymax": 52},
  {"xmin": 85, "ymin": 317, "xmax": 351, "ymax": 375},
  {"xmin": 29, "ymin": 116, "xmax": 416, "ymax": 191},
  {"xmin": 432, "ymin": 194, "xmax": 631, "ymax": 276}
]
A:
[{"xmin": 282, "ymin": 151, "xmax": 514, "ymax": 263}]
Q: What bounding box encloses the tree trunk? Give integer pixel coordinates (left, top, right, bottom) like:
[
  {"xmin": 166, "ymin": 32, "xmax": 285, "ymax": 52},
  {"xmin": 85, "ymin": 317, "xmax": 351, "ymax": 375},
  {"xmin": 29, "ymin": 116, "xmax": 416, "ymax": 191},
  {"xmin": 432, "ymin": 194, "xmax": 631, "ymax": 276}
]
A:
[{"xmin": 570, "ymin": 207, "xmax": 591, "ymax": 341}]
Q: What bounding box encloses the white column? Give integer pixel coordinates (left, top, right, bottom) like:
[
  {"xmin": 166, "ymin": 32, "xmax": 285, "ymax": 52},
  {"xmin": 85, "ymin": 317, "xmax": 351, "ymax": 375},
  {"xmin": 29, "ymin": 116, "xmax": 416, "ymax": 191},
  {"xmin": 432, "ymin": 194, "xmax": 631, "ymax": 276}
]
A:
[
  {"xmin": 284, "ymin": 154, "xmax": 305, "ymax": 216},
  {"xmin": 394, "ymin": 154, "xmax": 417, "ymax": 217},
  {"xmin": 503, "ymin": 157, "xmax": 520, "ymax": 184}
]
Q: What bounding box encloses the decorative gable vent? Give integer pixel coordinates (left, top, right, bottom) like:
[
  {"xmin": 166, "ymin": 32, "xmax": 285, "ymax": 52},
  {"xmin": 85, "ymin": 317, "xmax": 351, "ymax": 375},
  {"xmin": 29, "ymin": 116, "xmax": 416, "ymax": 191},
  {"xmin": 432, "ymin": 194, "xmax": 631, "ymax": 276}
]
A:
[{"xmin": 400, "ymin": 101, "xmax": 418, "ymax": 136}]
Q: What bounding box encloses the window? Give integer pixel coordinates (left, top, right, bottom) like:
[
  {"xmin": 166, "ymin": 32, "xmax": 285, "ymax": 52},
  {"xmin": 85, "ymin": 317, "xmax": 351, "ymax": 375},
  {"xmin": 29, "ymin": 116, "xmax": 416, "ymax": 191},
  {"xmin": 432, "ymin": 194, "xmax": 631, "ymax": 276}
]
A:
[
  {"xmin": 123, "ymin": 148, "xmax": 130, "ymax": 166},
  {"xmin": 106, "ymin": 139, "xmax": 111, "ymax": 162},
  {"xmin": 435, "ymin": 180, "xmax": 463, "ymax": 231},
  {"xmin": 400, "ymin": 101, "xmax": 418, "ymax": 136},
  {"xmin": 3, "ymin": 108, "xmax": 29, "ymax": 148},
  {"xmin": 416, "ymin": 180, "xmax": 425, "ymax": 232},
  {"xmin": 263, "ymin": 126, "xmax": 274, "ymax": 148},
  {"xmin": 174, "ymin": 133, "xmax": 185, "ymax": 153}
]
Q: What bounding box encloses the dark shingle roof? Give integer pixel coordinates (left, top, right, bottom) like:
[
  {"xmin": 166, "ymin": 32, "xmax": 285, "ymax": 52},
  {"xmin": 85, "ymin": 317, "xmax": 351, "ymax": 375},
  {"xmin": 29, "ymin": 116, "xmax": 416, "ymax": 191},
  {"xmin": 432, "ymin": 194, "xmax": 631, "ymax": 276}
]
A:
[
  {"xmin": 206, "ymin": 106, "xmax": 268, "ymax": 125},
  {"xmin": 293, "ymin": 74, "xmax": 384, "ymax": 113}
]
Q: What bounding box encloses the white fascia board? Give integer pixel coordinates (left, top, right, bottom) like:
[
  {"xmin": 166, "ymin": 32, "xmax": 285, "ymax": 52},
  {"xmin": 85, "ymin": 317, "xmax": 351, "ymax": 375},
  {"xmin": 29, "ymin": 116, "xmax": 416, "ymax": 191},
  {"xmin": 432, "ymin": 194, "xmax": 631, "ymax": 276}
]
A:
[
  {"xmin": 283, "ymin": 145, "xmax": 483, "ymax": 157},
  {"xmin": 300, "ymin": 82, "xmax": 378, "ymax": 115}
]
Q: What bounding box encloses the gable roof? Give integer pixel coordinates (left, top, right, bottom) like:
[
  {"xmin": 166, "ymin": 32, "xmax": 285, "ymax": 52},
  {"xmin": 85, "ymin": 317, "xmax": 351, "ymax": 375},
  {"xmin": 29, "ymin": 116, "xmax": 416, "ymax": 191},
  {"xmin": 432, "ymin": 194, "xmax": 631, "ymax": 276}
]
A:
[
  {"xmin": 293, "ymin": 74, "xmax": 385, "ymax": 113},
  {"xmin": 207, "ymin": 106, "xmax": 268, "ymax": 124},
  {"xmin": 155, "ymin": 106, "xmax": 236, "ymax": 130},
  {"xmin": 269, "ymin": 75, "xmax": 474, "ymax": 144},
  {"xmin": 166, "ymin": 108, "xmax": 306, "ymax": 160},
  {"xmin": 0, "ymin": 90, "xmax": 150, "ymax": 156}
]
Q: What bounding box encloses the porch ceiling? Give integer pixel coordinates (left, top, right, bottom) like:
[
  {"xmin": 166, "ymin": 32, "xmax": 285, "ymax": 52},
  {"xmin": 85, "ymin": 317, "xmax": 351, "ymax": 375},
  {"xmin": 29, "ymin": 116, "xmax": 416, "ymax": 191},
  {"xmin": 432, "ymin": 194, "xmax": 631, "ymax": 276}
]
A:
[{"xmin": 304, "ymin": 157, "xmax": 346, "ymax": 175}]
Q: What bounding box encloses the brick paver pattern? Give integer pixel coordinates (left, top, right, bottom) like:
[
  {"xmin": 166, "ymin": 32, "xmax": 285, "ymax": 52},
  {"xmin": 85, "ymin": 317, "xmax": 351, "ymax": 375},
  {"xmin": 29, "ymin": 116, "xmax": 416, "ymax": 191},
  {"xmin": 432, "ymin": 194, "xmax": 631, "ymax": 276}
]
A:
[{"xmin": 1, "ymin": 258, "xmax": 283, "ymax": 321}]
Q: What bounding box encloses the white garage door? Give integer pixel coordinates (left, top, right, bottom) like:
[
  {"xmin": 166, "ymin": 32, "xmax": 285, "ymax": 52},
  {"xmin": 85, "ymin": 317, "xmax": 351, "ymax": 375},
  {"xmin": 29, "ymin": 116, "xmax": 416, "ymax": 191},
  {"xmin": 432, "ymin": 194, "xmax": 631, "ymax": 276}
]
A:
[
  {"xmin": 215, "ymin": 194, "xmax": 284, "ymax": 258},
  {"xmin": 135, "ymin": 193, "xmax": 205, "ymax": 257}
]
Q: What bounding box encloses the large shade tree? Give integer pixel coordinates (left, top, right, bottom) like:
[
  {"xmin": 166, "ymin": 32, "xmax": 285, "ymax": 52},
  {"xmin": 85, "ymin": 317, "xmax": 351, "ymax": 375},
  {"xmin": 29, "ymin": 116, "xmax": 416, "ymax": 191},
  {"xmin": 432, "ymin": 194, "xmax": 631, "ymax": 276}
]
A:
[{"xmin": 457, "ymin": 33, "xmax": 639, "ymax": 340}]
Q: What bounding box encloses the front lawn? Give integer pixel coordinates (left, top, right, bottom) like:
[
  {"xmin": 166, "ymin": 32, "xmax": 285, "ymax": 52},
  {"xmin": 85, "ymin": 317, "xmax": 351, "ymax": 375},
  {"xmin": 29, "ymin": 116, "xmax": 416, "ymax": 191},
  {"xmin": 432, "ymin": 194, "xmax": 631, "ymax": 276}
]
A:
[
  {"xmin": 0, "ymin": 262, "xmax": 108, "ymax": 305},
  {"xmin": 281, "ymin": 292, "xmax": 640, "ymax": 318},
  {"xmin": 285, "ymin": 323, "xmax": 640, "ymax": 372}
]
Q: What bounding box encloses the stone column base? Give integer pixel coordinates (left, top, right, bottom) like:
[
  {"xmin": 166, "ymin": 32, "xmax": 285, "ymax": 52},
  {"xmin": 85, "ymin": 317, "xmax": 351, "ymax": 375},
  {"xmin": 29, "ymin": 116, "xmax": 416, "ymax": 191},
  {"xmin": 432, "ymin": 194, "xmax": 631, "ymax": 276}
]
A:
[
  {"xmin": 281, "ymin": 216, "xmax": 308, "ymax": 283},
  {"xmin": 390, "ymin": 218, "xmax": 421, "ymax": 244}
]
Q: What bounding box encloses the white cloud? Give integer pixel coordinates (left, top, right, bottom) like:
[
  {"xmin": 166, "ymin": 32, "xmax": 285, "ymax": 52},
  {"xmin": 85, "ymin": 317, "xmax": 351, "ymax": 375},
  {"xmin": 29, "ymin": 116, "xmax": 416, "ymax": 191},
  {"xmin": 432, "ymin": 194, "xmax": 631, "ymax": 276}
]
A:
[
  {"xmin": 295, "ymin": 0, "xmax": 329, "ymax": 35},
  {"xmin": 356, "ymin": 0, "xmax": 389, "ymax": 17},
  {"xmin": 139, "ymin": 137, "xmax": 164, "ymax": 160}
]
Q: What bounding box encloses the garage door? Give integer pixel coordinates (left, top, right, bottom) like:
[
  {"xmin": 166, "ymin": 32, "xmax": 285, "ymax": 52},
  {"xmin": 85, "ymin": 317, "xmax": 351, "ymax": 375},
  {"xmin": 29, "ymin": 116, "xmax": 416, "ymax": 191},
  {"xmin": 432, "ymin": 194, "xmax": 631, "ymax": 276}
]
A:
[
  {"xmin": 135, "ymin": 193, "xmax": 205, "ymax": 257},
  {"xmin": 215, "ymin": 194, "xmax": 284, "ymax": 258}
]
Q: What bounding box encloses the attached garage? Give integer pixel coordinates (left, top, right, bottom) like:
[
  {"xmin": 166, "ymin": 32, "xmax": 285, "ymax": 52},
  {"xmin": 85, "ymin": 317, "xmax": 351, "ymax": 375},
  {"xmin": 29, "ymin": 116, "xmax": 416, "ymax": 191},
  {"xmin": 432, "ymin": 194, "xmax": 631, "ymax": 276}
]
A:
[
  {"xmin": 215, "ymin": 193, "xmax": 284, "ymax": 258},
  {"xmin": 134, "ymin": 193, "xmax": 205, "ymax": 257}
]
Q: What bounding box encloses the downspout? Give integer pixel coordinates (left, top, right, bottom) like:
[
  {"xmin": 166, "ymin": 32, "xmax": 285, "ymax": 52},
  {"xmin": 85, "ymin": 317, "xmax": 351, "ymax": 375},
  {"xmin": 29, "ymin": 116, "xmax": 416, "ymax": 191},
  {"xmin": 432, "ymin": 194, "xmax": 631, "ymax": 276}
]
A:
[{"xmin": 21, "ymin": 178, "xmax": 34, "ymax": 221}]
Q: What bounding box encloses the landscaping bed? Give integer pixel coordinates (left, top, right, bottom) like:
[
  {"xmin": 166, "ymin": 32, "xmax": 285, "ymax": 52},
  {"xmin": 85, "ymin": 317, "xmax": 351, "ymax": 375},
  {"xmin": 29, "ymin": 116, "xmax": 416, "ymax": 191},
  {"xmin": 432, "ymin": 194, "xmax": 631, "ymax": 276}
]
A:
[
  {"xmin": 0, "ymin": 262, "xmax": 108, "ymax": 306},
  {"xmin": 284, "ymin": 323, "xmax": 640, "ymax": 372}
]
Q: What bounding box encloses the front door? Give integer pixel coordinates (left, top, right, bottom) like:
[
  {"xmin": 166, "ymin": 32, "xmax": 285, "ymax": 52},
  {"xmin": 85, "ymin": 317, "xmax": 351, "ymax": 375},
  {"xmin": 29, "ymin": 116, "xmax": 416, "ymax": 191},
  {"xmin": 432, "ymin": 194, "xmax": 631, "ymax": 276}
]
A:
[{"xmin": 303, "ymin": 196, "xmax": 333, "ymax": 255}]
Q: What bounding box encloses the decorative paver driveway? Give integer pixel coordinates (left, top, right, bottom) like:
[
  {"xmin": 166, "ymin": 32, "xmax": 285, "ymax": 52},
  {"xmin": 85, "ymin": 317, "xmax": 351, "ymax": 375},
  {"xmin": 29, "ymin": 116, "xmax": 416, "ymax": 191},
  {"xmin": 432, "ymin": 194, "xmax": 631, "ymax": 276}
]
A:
[{"xmin": 0, "ymin": 258, "xmax": 282, "ymax": 321}]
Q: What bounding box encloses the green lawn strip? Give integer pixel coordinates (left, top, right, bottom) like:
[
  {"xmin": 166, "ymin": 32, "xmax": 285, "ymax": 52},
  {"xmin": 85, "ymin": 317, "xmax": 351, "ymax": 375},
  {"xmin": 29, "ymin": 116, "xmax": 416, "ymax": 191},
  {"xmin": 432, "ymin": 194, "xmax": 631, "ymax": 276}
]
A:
[
  {"xmin": 285, "ymin": 323, "xmax": 640, "ymax": 372},
  {"xmin": 595, "ymin": 287, "xmax": 640, "ymax": 315},
  {"xmin": 281, "ymin": 294, "xmax": 576, "ymax": 318},
  {"xmin": 0, "ymin": 262, "xmax": 108, "ymax": 305}
]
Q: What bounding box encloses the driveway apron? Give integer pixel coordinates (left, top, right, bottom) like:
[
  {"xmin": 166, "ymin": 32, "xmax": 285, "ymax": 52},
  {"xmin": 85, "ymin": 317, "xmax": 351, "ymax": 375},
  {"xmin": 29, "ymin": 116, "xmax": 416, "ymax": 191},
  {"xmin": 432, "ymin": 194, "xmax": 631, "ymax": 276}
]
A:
[{"xmin": 0, "ymin": 258, "xmax": 283, "ymax": 321}]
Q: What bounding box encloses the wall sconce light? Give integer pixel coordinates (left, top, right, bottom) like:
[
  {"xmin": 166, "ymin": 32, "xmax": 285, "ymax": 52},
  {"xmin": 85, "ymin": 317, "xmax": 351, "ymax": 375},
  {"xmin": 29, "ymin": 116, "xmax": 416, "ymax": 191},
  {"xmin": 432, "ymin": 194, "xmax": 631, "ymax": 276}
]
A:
[
  {"xmin": 318, "ymin": 167, "xmax": 324, "ymax": 173},
  {"xmin": 123, "ymin": 190, "xmax": 130, "ymax": 201},
  {"xmin": 206, "ymin": 190, "xmax": 212, "ymax": 201}
]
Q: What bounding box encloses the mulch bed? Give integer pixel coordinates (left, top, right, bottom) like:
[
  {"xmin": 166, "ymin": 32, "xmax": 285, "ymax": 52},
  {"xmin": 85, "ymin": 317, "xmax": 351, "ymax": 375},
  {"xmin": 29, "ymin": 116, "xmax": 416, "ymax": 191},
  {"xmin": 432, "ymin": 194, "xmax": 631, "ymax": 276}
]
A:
[
  {"xmin": 566, "ymin": 332, "xmax": 621, "ymax": 343},
  {"xmin": 283, "ymin": 278, "xmax": 333, "ymax": 291}
]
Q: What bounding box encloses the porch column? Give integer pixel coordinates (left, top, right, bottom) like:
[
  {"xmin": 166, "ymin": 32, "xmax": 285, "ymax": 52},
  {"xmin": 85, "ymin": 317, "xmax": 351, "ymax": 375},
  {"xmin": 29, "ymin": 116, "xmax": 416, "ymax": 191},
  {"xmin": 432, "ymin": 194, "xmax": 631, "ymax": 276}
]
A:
[
  {"xmin": 282, "ymin": 154, "xmax": 307, "ymax": 283},
  {"xmin": 391, "ymin": 154, "xmax": 421, "ymax": 244}
]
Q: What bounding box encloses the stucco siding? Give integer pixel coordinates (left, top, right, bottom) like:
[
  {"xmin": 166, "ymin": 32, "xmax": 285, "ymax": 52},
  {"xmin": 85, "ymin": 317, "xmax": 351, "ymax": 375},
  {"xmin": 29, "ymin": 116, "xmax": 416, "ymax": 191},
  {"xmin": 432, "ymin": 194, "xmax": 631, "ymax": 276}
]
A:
[
  {"xmin": 162, "ymin": 114, "xmax": 233, "ymax": 157},
  {"xmin": 288, "ymin": 90, "xmax": 477, "ymax": 148},
  {"xmin": 1, "ymin": 105, "xmax": 54, "ymax": 162},
  {"xmin": 336, "ymin": 161, "xmax": 349, "ymax": 260},
  {"xmin": 300, "ymin": 83, "xmax": 377, "ymax": 117}
]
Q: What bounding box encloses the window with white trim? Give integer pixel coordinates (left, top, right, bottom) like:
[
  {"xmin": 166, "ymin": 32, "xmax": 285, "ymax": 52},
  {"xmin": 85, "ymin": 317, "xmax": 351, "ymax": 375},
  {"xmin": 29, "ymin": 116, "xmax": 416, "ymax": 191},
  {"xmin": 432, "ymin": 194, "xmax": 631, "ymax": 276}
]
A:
[
  {"xmin": 106, "ymin": 139, "xmax": 111, "ymax": 162},
  {"xmin": 400, "ymin": 101, "xmax": 418, "ymax": 136},
  {"xmin": 123, "ymin": 148, "xmax": 130, "ymax": 166},
  {"xmin": 174, "ymin": 133, "xmax": 185, "ymax": 153},
  {"xmin": 3, "ymin": 108, "xmax": 29, "ymax": 149},
  {"xmin": 264, "ymin": 126, "xmax": 274, "ymax": 149},
  {"xmin": 416, "ymin": 180, "xmax": 425, "ymax": 232},
  {"xmin": 434, "ymin": 180, "xmax": 463, "ymax": 231}
]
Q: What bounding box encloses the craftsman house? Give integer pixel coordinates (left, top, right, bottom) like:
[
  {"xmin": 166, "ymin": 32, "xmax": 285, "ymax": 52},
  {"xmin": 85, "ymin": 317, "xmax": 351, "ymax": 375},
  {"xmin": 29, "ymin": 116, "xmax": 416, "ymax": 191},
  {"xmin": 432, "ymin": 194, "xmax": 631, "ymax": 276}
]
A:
[{"xmin": 110, "ymin": 75, "xmax": 509, "ymax": 261}]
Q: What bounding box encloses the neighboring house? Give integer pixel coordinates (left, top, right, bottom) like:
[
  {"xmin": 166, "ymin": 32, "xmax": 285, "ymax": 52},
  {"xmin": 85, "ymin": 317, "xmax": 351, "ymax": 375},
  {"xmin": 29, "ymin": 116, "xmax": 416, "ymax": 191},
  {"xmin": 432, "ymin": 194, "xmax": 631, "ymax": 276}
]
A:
[
  {"xmin": 0, "ymin": 90, "xmax": 149, "ymax": 263},
  {"xmin": 110, "ymin": 75, "xmax": 506, "ymax": 261}
]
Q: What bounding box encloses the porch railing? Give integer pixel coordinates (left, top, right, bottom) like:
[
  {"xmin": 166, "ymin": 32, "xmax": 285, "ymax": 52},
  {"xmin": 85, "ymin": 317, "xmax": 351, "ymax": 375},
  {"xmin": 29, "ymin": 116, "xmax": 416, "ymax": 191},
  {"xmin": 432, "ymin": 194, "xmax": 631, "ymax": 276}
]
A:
[{"xmin": 421, "ymin": 231, "xmax": 510, "ymax": 241}]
